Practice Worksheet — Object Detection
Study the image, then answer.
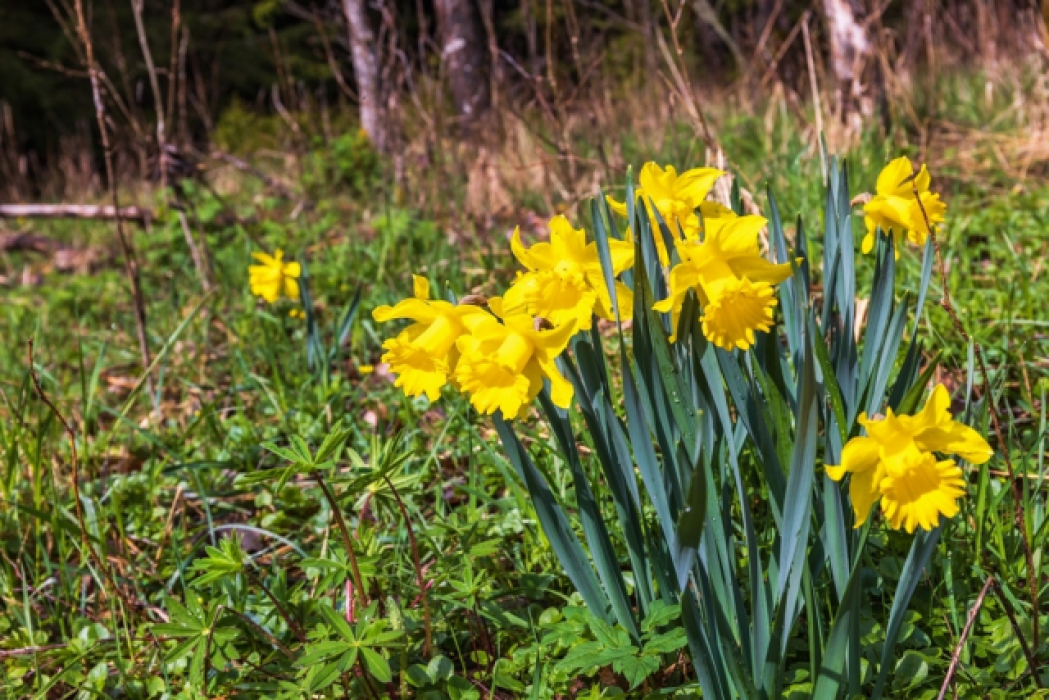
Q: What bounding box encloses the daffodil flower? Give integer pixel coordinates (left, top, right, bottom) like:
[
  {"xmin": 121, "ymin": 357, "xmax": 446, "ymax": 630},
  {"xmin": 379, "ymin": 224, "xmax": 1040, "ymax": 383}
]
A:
[
  {"xmin": 606, "ymin": 162, "xmax": 731, "ymax": 266},
  {"xmin": 653, "ymin": 215, "xmax": 794, "ymax": 349},
  {"xmin": 862, "ymin": 157, "xmax": 947, "ymax": 256},
  {"xmin": 502, "ymin": 215, "xmax": 634, "ymax": 330},
  {"xmin": 249, "ymin": 249, "xmax": 301, "ymax": 303},
  {"xmin": 372, "ymin": 276, "xmax": 484, "ymax": 401},
  {"xmin": 827, "ymin": 384, "xmax": 992, "ymax": 533},
  {"xmin": 453, "ymin": 300, "xmax": 576, "ymax": 420}
]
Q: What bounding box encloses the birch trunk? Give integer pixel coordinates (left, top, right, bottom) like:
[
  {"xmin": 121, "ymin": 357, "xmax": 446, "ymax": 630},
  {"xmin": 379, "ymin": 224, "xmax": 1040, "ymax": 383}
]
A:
[
  {"xmin": 341, "ymin": 0, "xmax": 385, "ymax": 150},
  {"xmin": 821, "ymin": 0, "xmax": 872, "ymax": 118}
]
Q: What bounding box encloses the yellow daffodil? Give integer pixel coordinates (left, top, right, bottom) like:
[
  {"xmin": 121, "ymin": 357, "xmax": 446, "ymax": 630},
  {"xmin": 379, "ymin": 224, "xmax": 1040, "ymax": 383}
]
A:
[
  {"xmin": 606, "ymin": 162, "xmax": 731, "ymax": 266},
  {"xmin": 453, "ymin": 300, "xmax": 576, "ymax": 420},
  {"xmin": 827, "ymin": 384, "xmax": 992, "ymax": 533},
  {"xmin": 863, "ymin": 157, "xmax": 947, "ymax": 256},
  {"xmin": 249, "ymin": 249, "xmax": 301, "ymax": 303},
  {"xmin": 502, "ymin": 215, "xmax": 634, "ymax": 330},
  {"xmin": 652, "ymin": 215, "xmax": 793, "ymax": 349},
  {"xmin": 372, "ymin": 276, "xmax": 483, "ymax": 401}
]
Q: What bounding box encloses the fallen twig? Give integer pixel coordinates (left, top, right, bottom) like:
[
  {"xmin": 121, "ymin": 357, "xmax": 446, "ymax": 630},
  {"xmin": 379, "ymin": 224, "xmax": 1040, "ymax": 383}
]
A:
[
  {"xmin": 937, "ymin": 576, "xmax": 995, "ymax": 700},
  {"xmin": 0, "ymin": 204, "xmax": 153, "ymax": 227}
]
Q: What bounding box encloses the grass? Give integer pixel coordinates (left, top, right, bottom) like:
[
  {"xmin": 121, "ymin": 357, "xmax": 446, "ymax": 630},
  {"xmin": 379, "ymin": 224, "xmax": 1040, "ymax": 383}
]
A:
[{"xmin": 1, "ymin": 103, "xmax": 1047, "ymax": 698}]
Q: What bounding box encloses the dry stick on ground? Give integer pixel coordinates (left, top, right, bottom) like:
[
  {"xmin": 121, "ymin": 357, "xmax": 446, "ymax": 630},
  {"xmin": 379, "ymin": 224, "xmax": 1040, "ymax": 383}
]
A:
[
  {"xmin": 176, "ymin": 209, "xmax": 212, "ymax": 293},
  {"xmin": 936, "ymin": 576, "xmax": 995, "ymax": 700},
  {"xmin": 72, "ymin": 0, "xmax": 154, "ymax": 399},
  {"xmin": 911, "ymin": 183, "xmax": 1041, "ymax": 657},
  {"xmin": 802, "ymin": 14, "xmax": 827, "ymax": 183},
  {"xmin": 0, "ymin": 233, "xmax": 62, "ymax": 253}
]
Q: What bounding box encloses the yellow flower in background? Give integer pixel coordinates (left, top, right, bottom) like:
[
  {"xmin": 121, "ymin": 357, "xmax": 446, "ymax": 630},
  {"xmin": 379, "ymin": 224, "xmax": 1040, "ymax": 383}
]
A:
[
  {"xmin": 653, "ymin": 215, "xmax": 793, "ymax": 349},
  {"xmin": 607, "ymin": 162, "xmax": 730, "ymax": 266},
  {"xmin": 502, "ymin": 215, "xmax": 634, "ymax": 330},
  {"xmin": 372, "ymin": 276, "xmax": 483, "ymax": 401},
  {"xmin": 453, "ymin": 300, "xmax": 576, "ymax": 420},
  {"xmin": 249, "ymin": 249, "xmax": 301, "ymax": 303},
  {"xmin": 827, "ymin": 384, "xmax": 993, "ymax": 533},
  {"xmin": 863, "ymin": 157, "xmax": 947, "ymax": 256}
]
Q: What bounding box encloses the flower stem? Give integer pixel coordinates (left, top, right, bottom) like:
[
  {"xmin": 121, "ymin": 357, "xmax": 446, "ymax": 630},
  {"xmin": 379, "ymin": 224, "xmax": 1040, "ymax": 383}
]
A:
[
  {"xmin": 383, "ymin": 474, "xmax": 433, "ymax": 657},
  {"xmin": 315, "ymin": 473, "xmax": 369, "ymax": 608}
]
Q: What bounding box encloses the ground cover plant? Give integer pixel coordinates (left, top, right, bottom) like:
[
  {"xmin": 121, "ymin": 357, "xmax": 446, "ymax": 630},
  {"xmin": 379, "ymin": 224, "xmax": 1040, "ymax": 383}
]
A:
[{"xmin": 2, "ymin": 110, "xmax": 1049, "ymax": 699}]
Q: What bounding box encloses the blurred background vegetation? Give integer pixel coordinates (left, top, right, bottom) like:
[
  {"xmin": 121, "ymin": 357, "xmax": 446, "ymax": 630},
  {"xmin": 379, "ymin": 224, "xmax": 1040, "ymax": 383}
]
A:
[{"xmin": 2, "ymin": 0, "xmax": 1047, "ymax": 203}]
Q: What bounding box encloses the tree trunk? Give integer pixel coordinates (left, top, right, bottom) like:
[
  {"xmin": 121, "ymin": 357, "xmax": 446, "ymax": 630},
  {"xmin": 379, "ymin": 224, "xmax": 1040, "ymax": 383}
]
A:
[
  {"xmin": 341, "ymin": 0, "xmax": 385, "ymax": 150},
  {"xmin": 820, "ymin": 0, "xmax": 872, "ymax": 120},
  {"xmin": 435, "ymin": 0, "xmax": 490, "ymax": 124}
]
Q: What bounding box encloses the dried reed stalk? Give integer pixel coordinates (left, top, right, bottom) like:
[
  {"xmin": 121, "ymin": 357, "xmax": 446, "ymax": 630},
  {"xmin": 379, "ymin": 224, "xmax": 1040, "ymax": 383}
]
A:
[{"xmin": 73, "ymin": 0, "xmax": 154, "ymax": 398}]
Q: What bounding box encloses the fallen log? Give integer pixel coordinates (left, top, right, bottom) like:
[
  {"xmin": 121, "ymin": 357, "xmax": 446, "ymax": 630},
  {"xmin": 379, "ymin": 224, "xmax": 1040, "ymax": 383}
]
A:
[{"xmin": 0, "ymin": 204, "xmax": 153, "ymax": 226}]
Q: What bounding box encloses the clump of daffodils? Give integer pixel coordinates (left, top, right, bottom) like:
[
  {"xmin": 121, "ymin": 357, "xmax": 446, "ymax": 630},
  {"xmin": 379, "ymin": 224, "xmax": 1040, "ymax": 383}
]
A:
[
  {"xmin": 827, "ymin": 385, "xmax": 992, "ymax": 533},
  {"xmin": 375, "ymin": 163, "xmax": 793, "ymax": 415},
  {"xmin": 373, "ymin": 157, "xmax": 987, "ymax": 535}
]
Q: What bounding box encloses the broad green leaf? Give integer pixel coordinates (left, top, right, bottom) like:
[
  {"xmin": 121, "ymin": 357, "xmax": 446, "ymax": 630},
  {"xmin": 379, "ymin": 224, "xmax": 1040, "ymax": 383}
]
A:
[
  {"xmin": 618, "ymin": 653, "xmax": 661, "ymax": 690},
  {"xmin": 360, "ymin": 647, "xmax": 392, "ymax": 683}
]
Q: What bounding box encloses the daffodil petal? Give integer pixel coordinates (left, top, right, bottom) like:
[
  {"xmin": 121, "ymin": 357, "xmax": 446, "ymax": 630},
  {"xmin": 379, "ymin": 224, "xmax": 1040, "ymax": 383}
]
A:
[{"xmin": 876, "ymin": 156, "xmax": 915, "ymax": 197}]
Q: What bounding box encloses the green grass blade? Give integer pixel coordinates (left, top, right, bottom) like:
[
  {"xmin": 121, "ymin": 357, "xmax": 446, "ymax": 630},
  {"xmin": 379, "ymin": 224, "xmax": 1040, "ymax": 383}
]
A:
[
  {"xmin": 636, "ymin": 262, "xmax": 699, "ymax": 457},
  {"xmin": 332, "ymin": 282, "xmax": 363, "ymax": 358}
]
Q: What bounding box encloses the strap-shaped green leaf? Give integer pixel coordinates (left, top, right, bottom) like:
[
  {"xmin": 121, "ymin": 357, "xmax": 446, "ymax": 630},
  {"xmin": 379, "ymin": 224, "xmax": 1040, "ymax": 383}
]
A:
[
  {"xmin": 811, "ymin": 554, "xmax": 864, "ymax": 700},
  {"xmin": 536, "ymin": 389, "xmax": 639, "ymax": 638},
  {"xmin": 331, "ymin": 282, "xmax": 362, "ymax": 359},
  {"xmin": 591, "ymin": 196, "xmax": 622, "ymax": 322},
  {"xmin": 492, "ymin": 413, "xmax": 611, "ymax": 623},
  {"xmin": 636, "ymin": 261, "xmax": 700, "ymax": 458},
  {"xmin": 870, "ymin": 526, "xmax": 943, "ymax": 700}
]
